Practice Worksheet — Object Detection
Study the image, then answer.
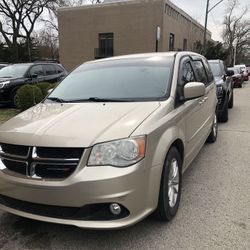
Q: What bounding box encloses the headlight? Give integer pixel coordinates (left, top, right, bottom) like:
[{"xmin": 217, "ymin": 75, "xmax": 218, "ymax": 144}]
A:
[
  {"xmin": 88, "ymin": 136, "xmax": 146, "ymax": 167},
  {"xmin": 0, "ymin": 81, "xmax": 10, "ymax": 89},
  {"xmin": 216, "ymin": 85, "xmax": 223, "ymax": 94}
]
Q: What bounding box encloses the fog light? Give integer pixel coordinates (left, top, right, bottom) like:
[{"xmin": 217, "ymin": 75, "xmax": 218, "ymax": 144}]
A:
[{"xmin": 109, "ymin": 203, "xmax": 121, "ymax": 215}]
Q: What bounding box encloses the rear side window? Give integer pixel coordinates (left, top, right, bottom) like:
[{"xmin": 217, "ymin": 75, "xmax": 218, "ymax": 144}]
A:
[
  {"xmin": 203, "ymin": 59, "xmax": 214, "ymax": 83},
  {"xmin": 30, "ymin": 65, "xmax": 44, "ymax": 76},
  {"xmin": 55, "ymin": 65, "xmax": 64, "ymax": 73},
  {"xmin": 192, "ymin": 61, "xmax": 208, "ymax": 85},
  {"xmin": 44, "ymin": 65, "xmax": 57, "ymax": 75}
]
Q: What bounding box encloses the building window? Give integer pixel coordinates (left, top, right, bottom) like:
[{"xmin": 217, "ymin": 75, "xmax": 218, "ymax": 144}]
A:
[
  {"xmin": 165, "ymin": 4, "xmax": 168, "ymax": 13},
  {"xmin": 183, "ymin": 39, "xmax": 187, "ymax": 51},
  {"xmin": 169, "ymin": 33, "xmax": 175, "ymax": 51},
  {"xmin": 95, "ymin": 33, "xmax": 114, "ymax": 59}
]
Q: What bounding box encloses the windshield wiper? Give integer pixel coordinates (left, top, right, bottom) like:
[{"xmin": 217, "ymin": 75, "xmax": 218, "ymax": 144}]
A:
[
  {"xmin": 68, "ymin": 97, "xmax": 132, "ymax": 103},
  {"xmin": 46, "ymin": 97, "xmax": 68, "ymax": 103}
]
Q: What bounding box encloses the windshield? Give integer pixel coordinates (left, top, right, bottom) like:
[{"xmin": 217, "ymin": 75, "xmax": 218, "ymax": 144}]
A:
[
  {"xmin": 209, "ymin": 62, "xmax": 221, "ymax": 77},
  {"xmin": 0, "ymin": 64, "xmax": 30, "ymax": 78},
  {"xmin": 47, "ymin": 56, "xmax": 174, "ymax": 102}
]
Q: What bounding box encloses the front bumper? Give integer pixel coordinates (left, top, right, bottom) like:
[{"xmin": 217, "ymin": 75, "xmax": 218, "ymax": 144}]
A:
[
  {"xmin": 0, "ymin": 89, "xmax": 11, "ymax": 104},
  {"xmin": 0, "ymin": 150, "xmax": 161, "ymax": 229}
]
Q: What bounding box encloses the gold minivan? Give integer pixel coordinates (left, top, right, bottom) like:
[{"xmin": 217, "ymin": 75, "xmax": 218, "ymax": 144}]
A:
[{"xmin": 0, "ymin": 52, "xmax": 218, "ymax": 229}]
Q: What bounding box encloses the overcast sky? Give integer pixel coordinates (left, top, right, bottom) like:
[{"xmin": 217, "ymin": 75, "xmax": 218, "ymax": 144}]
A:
[{"xmin": 170, "ymin": 0, "xmax": 250, "ymax": 41}]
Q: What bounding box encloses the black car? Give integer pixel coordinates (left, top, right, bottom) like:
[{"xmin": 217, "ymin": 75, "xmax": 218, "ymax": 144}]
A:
[
  {"xmin": 208, "ymin": 60, "xmax": 234, "ymax": 122},
  {"xmin": 0, "ymin": 63, "xmax": 67, "ymax": 107}
]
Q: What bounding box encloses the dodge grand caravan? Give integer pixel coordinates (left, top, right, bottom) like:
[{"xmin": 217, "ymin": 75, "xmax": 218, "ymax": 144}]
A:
[{"xmin": 0, "ymin": 52, "xmax": 218, "ymax": 229}]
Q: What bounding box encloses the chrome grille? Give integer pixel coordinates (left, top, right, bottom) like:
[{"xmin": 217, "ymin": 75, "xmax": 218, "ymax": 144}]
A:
[
  {"xmin": 0, "ymin": 143, "xmax": 30, "ymax": 159},
  {"xmin": 0, "ymin": 144, "xmax": 84, "ymax": 179}
]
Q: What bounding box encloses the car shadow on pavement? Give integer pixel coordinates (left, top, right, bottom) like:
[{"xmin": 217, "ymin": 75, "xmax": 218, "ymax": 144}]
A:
[{"xmin": 0, "ymin": 211, "xmax": 173, "ymax": 249}]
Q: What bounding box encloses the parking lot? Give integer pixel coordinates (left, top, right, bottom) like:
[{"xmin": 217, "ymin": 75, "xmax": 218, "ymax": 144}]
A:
[{"xmin": 0, "ymin": 81, "xmax": 249, "ymax": 250}]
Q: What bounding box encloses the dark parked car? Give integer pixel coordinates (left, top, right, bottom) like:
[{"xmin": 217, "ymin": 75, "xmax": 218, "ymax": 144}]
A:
[
  {"xmin": 228, "ymin": 67, "xmax": 243, "ymax": 88},
  {"xmin": 209, "ymin": 60, "xmax": 234, "ymax": 122},
  {"xmin": 0, "ymin": 63, "xmax": 67, "ymax": 107}
]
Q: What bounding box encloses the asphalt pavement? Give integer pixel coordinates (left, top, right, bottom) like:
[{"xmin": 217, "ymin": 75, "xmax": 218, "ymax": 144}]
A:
[{"xmin": 0, "ymin": 81, "xmax": 250, "ymax": 250}]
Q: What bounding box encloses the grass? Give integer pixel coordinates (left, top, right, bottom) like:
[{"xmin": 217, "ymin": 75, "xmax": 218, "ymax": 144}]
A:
[{"xmin": 0, "ymin": 108, "xmax": 20, "ymax": 124}]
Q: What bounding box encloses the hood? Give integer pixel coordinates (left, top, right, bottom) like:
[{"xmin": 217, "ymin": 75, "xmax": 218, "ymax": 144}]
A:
[
  {"xmin": 0, "ymin": 102, "xmax": 160, "ymax": 147},
  {"xmin": 214, "ymin": 76, "xmax": 224, "ymax": 85},
  {"xmin": 0, "ymin": 77, "xmax": 23, "ymax": 83}
]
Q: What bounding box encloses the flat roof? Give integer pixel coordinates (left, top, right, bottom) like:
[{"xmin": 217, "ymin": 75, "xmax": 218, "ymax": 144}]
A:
[
  {"xmin": 58, "ymin": 0, "xmax": 211, "ymax": 34},
  {"xmin": 59, "ymin": 0, "xmax": 151, "ymax": 11}
]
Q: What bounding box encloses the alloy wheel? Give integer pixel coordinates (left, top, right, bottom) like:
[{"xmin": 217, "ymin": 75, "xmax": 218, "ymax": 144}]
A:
[
  {"xmin": 213, "ymin": 114, "xmax": 218, "ymax": 137},
  {"xmin": 168, "ymin": 159, "xmax": 179, "ymax": 208}
]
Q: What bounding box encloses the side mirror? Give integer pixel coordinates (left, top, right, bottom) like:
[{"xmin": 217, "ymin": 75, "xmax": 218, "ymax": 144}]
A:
[
  {"xmin": 31, "ymin": 73, "xmax": 38, "ymax": 79},
  {"xmin": 226, "ymin": 70, "xmax": 234, "ymax": 76},
  {"xmin": 184, "ymin": 82, "xmax": 205, "ymax": 101}
]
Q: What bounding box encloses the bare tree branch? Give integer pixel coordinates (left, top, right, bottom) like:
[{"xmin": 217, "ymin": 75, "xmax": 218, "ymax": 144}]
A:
[{"xmin": 222, "ymin": 0, "xmax": 249, "ymax": 65}]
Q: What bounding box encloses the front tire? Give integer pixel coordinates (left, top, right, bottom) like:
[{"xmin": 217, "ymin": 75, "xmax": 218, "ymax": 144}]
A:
[
  {"xmin": 219, "ymin": 96, "xmax": 228, "ymax": 122},
  {"xmin": 207, "ymin": 113, "xmax": 218, "ymax": 143},
  {"xmin": 228, "ymin": 91, "xmax": 234, "ymax": 109},
  {"xmin": 154, "ymin": 147, "xmax": 182, "ymax": 221},
  {"xmin": 10, "ymin": 89, "xmax": 19, "ymax": 108}
]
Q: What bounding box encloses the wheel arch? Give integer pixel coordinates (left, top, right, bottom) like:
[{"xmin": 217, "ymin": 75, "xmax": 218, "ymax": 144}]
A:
[
  {"xmin": 146, "ymin": 126, "xmax": 185, "ymax": 210},
  {"xmin": 152, "ymin": 137, "xmax": 185, "ymax": 217},
  {"xmin": 150, "ymin": 126, "xmax": 186, "ymax": 169},
  {"xmin": 170, "ymin": 139, "xmax": 184, "ymax": 164}
]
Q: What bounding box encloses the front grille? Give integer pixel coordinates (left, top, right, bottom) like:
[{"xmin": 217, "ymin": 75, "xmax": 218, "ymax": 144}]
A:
[
  {"xmin": 35, "ymin": 163, "xmax": 77, "ymax": 179},
  {"xmin": 1, "ymin": 159, "xmax": 27, "ymax": 175},
  {"xmin": 0, "ymin": 143, "xmax": 29, "ymax": 158},
  {"xmin": 0, "ymin": 195, "xmax": 130, "ymax": 221},
  {"xmin": 36, "ymin": 147, "xmax": 83, "ymax": 159},
  {"xmin": 0, "ymin": 143, "xmax": 84, "ymax": 179}
]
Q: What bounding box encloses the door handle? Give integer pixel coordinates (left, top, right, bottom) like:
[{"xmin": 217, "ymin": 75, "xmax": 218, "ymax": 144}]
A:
[{"xmin": 203, "ymin": 96, "xmax": 208, "ymax": 102}]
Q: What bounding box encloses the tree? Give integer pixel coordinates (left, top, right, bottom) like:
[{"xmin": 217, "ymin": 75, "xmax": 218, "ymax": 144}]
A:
[
  {"xmin": 34, "ymin": 27, "xmax": 59, "ymax": 60},
  {"xmin": 0, "ymin": 0, "xmax": 57, "ymax": 62},
  {"xmin": 0, "ymin": 0, "xmax": 103, "ymax": 62},
  {"xmin": 0, "ymin": 42, "xmax": 12, "ymax": 62},
  {"xmin": 20, "ymin": 1, "xmax": 55, "ymax": 61},
  {"xmin": 193, "ymin": 41, "xmax": 203, "ymax": 54},
  {"xmin": 233, "ymin": 20, "xmax": 250, "ymax": 64},
  {"xmin": 222, "ymin": 0, "xmax": 249, "ymax": 65},
  {"xmin": 0, "ymin": 0, "xmax": 24, "ymax": 62},
  {"xmin": 204, "ymin": 41, "xmax": 228, "ymax": 61}
]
